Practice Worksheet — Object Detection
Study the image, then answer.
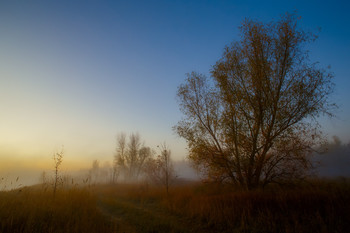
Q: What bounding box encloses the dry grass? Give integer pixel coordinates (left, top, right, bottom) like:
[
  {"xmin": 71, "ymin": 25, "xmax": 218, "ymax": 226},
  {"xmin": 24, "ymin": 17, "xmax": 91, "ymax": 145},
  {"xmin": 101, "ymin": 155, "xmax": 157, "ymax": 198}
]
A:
[
  {"xmin": 1, "ymin": 179, "xmax": 349, "ymax": 233},
  {"xmin": 0, "ymin": 186, "xmax": 115, "ymax": 233},
  {"xmin": 166, "ymin": 185, "xmax": 350, "ymax": 232},
  {"xmin": 170, "ymin": 181, "xmax": 350, "ymax": 232},
  {"xmin": 95, "ymin": 179, "xmax": 350, "ymax": 233}
]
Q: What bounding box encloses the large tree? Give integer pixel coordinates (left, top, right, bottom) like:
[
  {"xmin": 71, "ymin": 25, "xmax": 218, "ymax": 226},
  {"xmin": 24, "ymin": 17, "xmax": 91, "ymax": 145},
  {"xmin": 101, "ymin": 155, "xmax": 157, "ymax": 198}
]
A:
[{"xmin": 175, "ymin": 14, "xmax": 335, "ymax": 189}]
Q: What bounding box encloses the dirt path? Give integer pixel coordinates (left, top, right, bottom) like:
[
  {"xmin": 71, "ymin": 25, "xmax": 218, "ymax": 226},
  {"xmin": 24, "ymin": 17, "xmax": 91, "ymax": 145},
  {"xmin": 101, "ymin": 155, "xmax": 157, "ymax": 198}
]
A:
[
  {"xmin": 97, "ymin": 195, "xmax": 211, "ymax": 233},
  {"xmin": 97, "ymin": 199, "xmax": 138, "ymax": 233}
]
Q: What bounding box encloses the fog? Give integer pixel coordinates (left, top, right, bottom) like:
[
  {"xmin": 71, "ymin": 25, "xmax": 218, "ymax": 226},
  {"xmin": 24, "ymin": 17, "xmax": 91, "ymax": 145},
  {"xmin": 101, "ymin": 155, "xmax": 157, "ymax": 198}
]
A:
[
  {"xmin": 0, "ymin": 158, "xmax": 199, "ymax": 190},
  {"xmin": 313, "ymin": 136, "xmax": 350, "ymax": 177},
  {"xmin": 2, "ymin": 135, "xmax": 349, "ymax": 190}
]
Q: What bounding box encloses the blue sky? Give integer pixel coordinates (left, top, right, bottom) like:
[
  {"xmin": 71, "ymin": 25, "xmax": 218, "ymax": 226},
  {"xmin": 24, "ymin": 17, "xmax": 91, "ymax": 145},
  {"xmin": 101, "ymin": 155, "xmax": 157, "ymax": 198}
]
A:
[{"xmin": 0, "ymin": 0, "xmax": 349, "ymax": 175}]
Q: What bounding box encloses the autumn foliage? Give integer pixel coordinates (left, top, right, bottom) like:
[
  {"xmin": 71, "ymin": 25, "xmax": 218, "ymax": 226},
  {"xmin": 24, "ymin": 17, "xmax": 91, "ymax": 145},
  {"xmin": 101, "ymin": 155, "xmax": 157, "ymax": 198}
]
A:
[{"xmin": 175, "ymin": 13, "xmax": 335, "ymax": 189}]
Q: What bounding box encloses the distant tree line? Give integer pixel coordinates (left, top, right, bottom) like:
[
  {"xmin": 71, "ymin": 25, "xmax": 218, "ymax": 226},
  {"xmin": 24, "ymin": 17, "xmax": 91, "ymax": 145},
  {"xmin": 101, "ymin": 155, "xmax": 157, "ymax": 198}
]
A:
[{"xmin": 111, "ymin": 133, "xmax": 176, "ymax": 192}]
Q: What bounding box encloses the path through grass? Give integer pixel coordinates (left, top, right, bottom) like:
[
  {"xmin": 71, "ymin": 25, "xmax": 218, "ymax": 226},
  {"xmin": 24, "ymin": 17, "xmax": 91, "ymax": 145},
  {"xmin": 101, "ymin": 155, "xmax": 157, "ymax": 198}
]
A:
[
  {"xmin": 94, "ymin": 182, "xmax": 350, "ymax": 233},
  {"xmin": 97, "ymin": 193, "xmax": 209, "ymax": 233},
  {"xmin": 95, "ymin": 184, "xmax": 216, "ymax": 233}
]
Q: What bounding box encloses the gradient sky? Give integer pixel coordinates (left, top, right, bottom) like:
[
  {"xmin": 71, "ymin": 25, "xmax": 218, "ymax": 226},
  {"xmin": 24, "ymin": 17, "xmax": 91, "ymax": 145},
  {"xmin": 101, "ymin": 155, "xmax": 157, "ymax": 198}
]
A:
[{"xmin": 1, "ymin": 0, "xmax": 349, "ymax": 180}]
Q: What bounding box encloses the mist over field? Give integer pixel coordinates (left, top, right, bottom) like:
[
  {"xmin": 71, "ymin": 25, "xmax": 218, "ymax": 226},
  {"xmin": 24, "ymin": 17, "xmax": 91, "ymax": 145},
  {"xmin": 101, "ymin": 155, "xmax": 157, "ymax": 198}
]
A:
[
  {"xmin": 1, "ymin": 1, "xmax": 350, "ymax": 232},
  {"xmin": 1, "ymin": 137, "xmax": 349, "ymax": 190},
  {"xmin": 314, "ymin": 137, "xmax": 350, "ymax": 177},
  {"xmin": 0, "ymin": 157, "xmax": 199, "ymax": 190}
]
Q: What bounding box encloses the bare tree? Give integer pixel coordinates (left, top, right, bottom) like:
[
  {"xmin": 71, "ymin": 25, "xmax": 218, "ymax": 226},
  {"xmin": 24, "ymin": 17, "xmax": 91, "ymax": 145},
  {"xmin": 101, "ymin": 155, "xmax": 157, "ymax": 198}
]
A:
[
  {"xmin": 137, "ymin": 146, "xmax": 152, "ymax": 178},
  {"xmin": 115, "ymin": 133, "xmax": 152, "ymax": 181},
  {"xmin": 175, "ymin": 13, "xmax": 335, "ymax": 189},
  {"xmin": 144, "ymin": 143, "xmax": 176, "ymax": 195},
  {"xmin": 90, "ymin": 160, "xmax": 100, "ymax": 183},
  {"xmin": 127, "ymin": 133, "xmax": 141, "ymax": 179},
  {"xmin": 113, "ymin": 133, "xmax": 126, "ymax": 183},
  {"xmin": 53, "ymin": 147, "xmax": 64, "ymax": 196}
]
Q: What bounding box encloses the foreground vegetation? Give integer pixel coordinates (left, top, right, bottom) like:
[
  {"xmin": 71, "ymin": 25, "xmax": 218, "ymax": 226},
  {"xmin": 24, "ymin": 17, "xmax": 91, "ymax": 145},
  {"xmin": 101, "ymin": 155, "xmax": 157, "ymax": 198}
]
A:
[
  {"xmin": 0, "ymin": 179, "xmax": 349, "ymax": 232},
  {"xmin": 96, "ymin": 179, "xmax": 350, "ymax": 233},
  {"xmin": 0, "ymin": 186, "xmax": 114, "ymax": 233}
]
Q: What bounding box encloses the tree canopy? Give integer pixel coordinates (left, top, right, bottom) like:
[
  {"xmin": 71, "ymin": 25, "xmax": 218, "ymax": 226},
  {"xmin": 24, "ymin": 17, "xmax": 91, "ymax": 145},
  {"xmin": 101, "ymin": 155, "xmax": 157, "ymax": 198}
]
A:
[{"xmin": 175, "ymin": 13, "xmax": 335, "ymax": 189}]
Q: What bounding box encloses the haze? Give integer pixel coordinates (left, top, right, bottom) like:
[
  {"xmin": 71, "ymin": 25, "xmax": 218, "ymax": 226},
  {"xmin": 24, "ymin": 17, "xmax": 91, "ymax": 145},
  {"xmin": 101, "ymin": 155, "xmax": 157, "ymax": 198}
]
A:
[{"xmin": 1, "ymin": 0, "xmax": 349, "ymax": 187}]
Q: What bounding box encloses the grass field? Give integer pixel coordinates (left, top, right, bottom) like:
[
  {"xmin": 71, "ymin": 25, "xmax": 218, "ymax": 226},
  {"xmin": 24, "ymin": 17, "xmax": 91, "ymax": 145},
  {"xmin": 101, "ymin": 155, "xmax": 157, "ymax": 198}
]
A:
[
  {"xmin": 0, "ymin": 179, "xmax": 349, "ymax": 233},
  {"xmin": 0, "ymin": 186, "xmax": 114, "ymax": 233}
]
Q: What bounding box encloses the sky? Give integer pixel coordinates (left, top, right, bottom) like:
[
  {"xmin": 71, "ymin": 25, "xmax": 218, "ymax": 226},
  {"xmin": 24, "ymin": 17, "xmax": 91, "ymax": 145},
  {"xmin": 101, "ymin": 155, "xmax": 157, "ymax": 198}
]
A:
[{"xmin": 0, "ymin": 0, "xmax": 349, "ymax": 185}]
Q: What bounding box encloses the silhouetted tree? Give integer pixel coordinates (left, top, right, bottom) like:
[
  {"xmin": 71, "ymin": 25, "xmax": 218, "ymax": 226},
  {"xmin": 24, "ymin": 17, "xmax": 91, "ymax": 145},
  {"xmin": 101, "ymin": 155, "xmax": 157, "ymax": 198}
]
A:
[
  {"xmin": 115, "ymin": 133, "xmax": 152, "ymax": 181},
  {"xmin": 53, "ymin": 147, "xmax": 64, "ymax": 196},
  {"xmin": 175, "ymin": 13, "xmax": 335, "ymax": 189},
  {"xmin": 113, "ymin": 133, "xmax": 126, "ymax": 183},
  {"xmin": 144, "ymin": 143, "xmax": 176, "ymax": 195},
  {"xmin": 90, "ymin": 160, "xmax": 100, "ymax": 183}
]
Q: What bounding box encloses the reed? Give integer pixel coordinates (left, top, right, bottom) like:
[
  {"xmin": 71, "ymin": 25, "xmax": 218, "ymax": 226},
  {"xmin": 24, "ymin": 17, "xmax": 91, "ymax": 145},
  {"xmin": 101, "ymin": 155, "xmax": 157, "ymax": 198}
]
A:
[
  {"xmin": 0, "ymin": 186, "xmax": 115, "ymax": 233},
  {"xmin": 95, "ymin": 179, "xmax": 350, "ymax": 232}
]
